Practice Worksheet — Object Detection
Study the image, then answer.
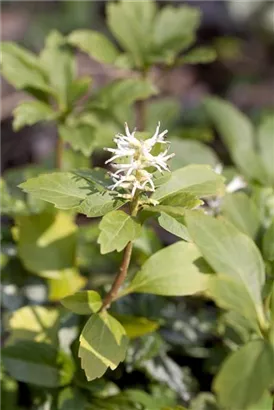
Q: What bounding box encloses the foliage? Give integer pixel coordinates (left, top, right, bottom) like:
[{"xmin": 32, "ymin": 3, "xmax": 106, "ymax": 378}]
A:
[{"xmin": 1, "ymin": 1, "xmax": 274, "ymax": 410}]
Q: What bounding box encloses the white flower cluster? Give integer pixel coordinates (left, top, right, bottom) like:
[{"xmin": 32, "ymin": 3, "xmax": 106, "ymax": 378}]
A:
[{"xmin": 105, "ymin": 122, "xmax": 174, "ymax": 198}]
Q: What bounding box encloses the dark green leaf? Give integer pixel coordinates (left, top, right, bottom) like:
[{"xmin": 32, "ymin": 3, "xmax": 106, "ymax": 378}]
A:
[
  {"xmin": 181, "ymin": 46, "xmax": 216, "ymax": 65},
  {"xmin": 2, "ymin": 341, "xmax": 74, "ymax": 387},
  {"xmin": 58, "ymin": 387, "xmax": 87, "ymax": 410}
]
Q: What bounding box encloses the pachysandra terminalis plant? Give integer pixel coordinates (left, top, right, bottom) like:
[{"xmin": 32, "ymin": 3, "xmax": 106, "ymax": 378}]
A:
[
  {"xmin": 18, "ymin": 122, "xmax": 274, "ymax": 409},
  {"xmin": 2, "ymin": 1, "xmax": 274, "ymax": 409},
  {"xmin": 19, "ymin": 122, "xmax": 226, "ymax": 382},
  {"xmin": 17, "ymin": 115, "xmax": 274, "ymax": 409}
]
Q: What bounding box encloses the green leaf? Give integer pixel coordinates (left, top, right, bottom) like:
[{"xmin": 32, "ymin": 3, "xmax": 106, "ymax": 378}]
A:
[
  {"xmin": 247, "ymin": 392, "xmax": 274, "ymax": 410},
  {"xmin": 78, "ymin": 191, "xmax": 126, "ymax": 218},
  {"xmin": 15, "ymin": 211, "xmax": 77, "ymax": 277},
  {"xmin": 204, "ymin": 97, "xmax": 267, "ymax": 184},
  {"xmin": 67, "ymin": 76, "xmax": 91, "ymax": 105},
  {"xmin": 185, "ymin": 211, "xmax": 265, "ymax": 318},
  {"xmin": 258, "ymin": 116, "xmax": 274, "ymax": 185},
  {"xmin": 79, "ymin": 311, "xmax": 128, "ymax": 381},
  {"xmin": 124, "ymin": 241, "xmax": 209, "ymax": 296},
  {"xmin": 1, "ymin": 42, "xmax": 50, "ymax": 94},
  {"xmin": 146, "ymin": 99, "xmax": 180, "ymax": 131},
  {"xmin": 58, "ymin": 118, "xmax": 96, "ymax": 157},
  {"xmin": 98, "ymin": 210, "xmax": 142, "ymax": 254},
  {"xmin": 0, "ymin": 178, "xmax": 26, "ymax": 216},
  {"xmin": 13, "ymin": 100, "xmax": 56, "ymax": 131},
  {"xmin": 58, "ymin": 387, "xmax": 87, "ymax": 410},
  {"xmin": 152, "ymin": 165, "xmax": 225, "ymax": 201},
  {"xmin": 221, "ymin": 192, "xmax": 261, "ymax": 239},
  {"xmin": 170, "ymin": 139, "xmax": 219, "ymax": 170},
  {"xmin": 213, "ymin": 339, "xmax": 274, "ymax": 409},
  {"xmin": 95, "ymin": 78, "xmax": 157, "ymax": 109},
  {"xmin": 269, "ymin": 283, "xmax": 274, "ymax": 323},
  {"xmin": 112, "ymin": 314, "xmax": 159, "ymax": 339},
  {"xmin": 204, "ymin": 97, "xmax": 254, "ymax": 153},
  {"xmin": 2, "ymin": 341, "xmax": 74, "ymax": 387},
  {"xmin": 68, "ymin": 30, "xmax": 119, "ymax": 64},
  {"xmin": 62, "ymin": 147, "xmax": 90, "ymax": 170},
  {"xmin": 19, "ymin": 172, "xmax": 92, "ymax": 209},
  {"xmin": 207, "ymin": 274, "xmax": 260, "ymax": 333},
  {"xmin": 61, "ymin": 290, "xmax": 102, "ymax": 314},
  {"xmin": 1, "ymin": 371, "xmax": 19, "ymax": 410},
  {"xmin": 190, "ymin": 393, "xmax": 219, "ymax": 410},
  {"xmin": 40, "ymin": 30, "xmax": 75, "ymax": 109},
  {"xmin": 154, "ymin": 191, "xmax": 203, "ymax": 217},
  {"xmin": 48, "ymin": 267, "xmax": 87, "ymax": 301},
  {"xmin": 7, "ymin": 305, "xmax": 60, "ymax": 345},
  {"xmin": 263, "ymin": 220, "xmax": 274, "ymax": 261},
  {"xmin": 107, "ymin": 0, "xmax": 157, "ymax": 68},
  {"xmin": 158, "ymin": 212, "xmax": 191, "ymax": 241},
  {"xmin": 186, "ymin": 211, "xmax": 265, "ymax": 309},
  {"xmin": 153, "ymin": 5, "xmax": 200, "ymax": 56},
  {"xmin": 181, "ymin": 46, "xmax": 217, "ymax": 64}
]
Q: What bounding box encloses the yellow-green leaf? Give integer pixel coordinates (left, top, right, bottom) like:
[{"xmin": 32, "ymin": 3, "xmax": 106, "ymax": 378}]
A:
[
  {"xmin": 68, "ymin": 30, "xmax": 119, "ymax": 64},
  {"xmin": 112, "ymin": 314, "xmax": 160, "ymax": 339},
  {"xmin": 98, "ymin": 210, "xmax": 142, "ymax": 254},
  {"xmin": 79, "ymin": 312, "xmax": 128, "ymax": 381},
  {"xmin": 13, "ymin": 100, "xmax": 56, "ymax": 131},
  {"xmin": 48, "ymin": 268, "xmax": 87, "ymax": 301},
  {"xmin": 15, "ymin": 211, "xmax": 77, "ymax": 277},
  {"xmin": 61, "ymin": 291, "xmax": 102, "ymax": 315},
  {"xmin": 152, "ymin": 165, "xmax": 225, "ymax": 201},
  {"xmin": 6, "ymin": 306, "xmax": 60, "ymax": 345},
  {"xmin": 124, "ymin": 241, "xmax": 209, "ymax": 296},
  {"xmin": 214, "ymin": 339, "xmax": 274, "ymax": 409},
  {"xmin": 19, "ymin": 172, "xmax": 91, "ymax": 209},
  {"xmin": 186, "ymin": 211, "xmax": 265, "ymax": 318}
]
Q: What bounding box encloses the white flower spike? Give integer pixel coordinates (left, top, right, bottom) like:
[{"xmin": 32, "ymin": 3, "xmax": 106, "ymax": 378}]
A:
[{"xmin": 105, "ymin": 122, "xmax": 174, "ymax": 199}]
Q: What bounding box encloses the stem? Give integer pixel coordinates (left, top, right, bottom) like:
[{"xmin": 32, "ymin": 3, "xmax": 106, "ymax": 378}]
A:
[
  {"xmin": 135, "ymin": 69, "xmax": 149, "ymax": 131},
  {"xmin": 56, "ymin": 134, "xmax": 63, "ymax": 169},
  {"xmin": 135, "ymin": 99, "xmax": 146, "ymax": 131},
  {"xmin": 100, "ymin": 70, "xmax": 148, "ymax": 312},
  {"xmin": 100, "ymin": 194, "xmax": 140, "ymax": 311}
]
